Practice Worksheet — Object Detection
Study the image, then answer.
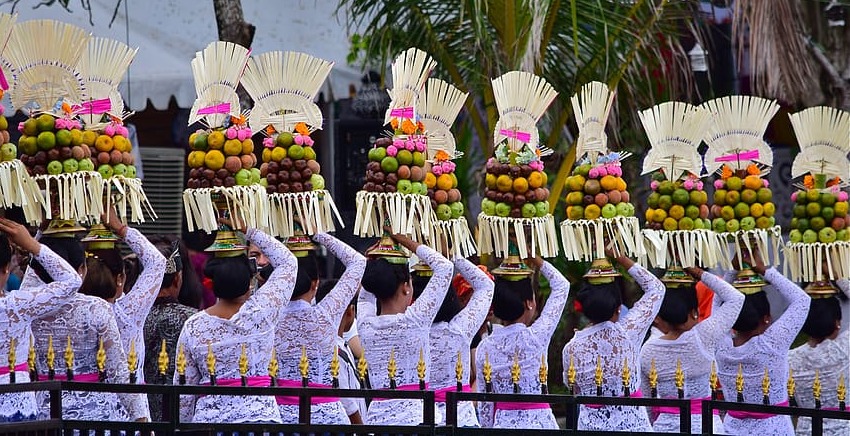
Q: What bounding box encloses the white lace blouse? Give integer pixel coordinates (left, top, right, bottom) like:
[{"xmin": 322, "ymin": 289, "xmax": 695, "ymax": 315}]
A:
[
  {"xmin": 429, "ymin": 257, "xmax": 494, "ymax": 427},
  {"xmin": 357, "ymin": 244, "xmax": 452, "ymax": 426},
  {"xmin": 787, "ymin": 279, "xmax": 850, "ymax": 436},
  {"xmin": 0, "ymin": 246, "xmax": 80, "ymax": 422},
  {"xmin": 561, "ymin": 263, "xmax": 664, "ymax": 432},
  {"xmin": 639, "ymin": 272, "xmax": 744, "ymax": 434},
  {"xmin": 175, "ymin": 228, "xmax": 295, "ymax": 424},
  {"xmin": 475, "ymin": 261, "xmax": 570, "ymax": 430},
  {"xmin": 716, "ymin": 268, "xmax": 810, "ymax": 436},
  {"xmin": 276, "ymin": 233, "xmax": 365, "ymax": 424}
]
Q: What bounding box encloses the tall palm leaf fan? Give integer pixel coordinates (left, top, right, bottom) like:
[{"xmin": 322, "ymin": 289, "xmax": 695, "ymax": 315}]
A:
[
  {"xmin": 5, "ymin": 19, "xmax": 90, "ymax": 112},
  {"xmin": 420, "ymin": 78, "xmax": 468, "ymax": 160},
  {"xmin": 383, "ymin": 47, "xmax": 435, "ymax": 125},
  {"xmin": 702, "ymin": 96, "xmax": 779, "ymax": 175},
  {"xmin": 188, "ymin": 41, "xmax": 250, "ymax": 128},
  {"xmin": 789, "ymin": 106, "xmax": 850, "ymax": 183},
  {"xmin": 571, "ymin": 81, "xmax": 615, "ymax": 164},
  {"xmin": 491, "ymin": 71, "xmax": 557, "ymax": 153},
  {"xmin": 76, "ymin": 37, "xmax": 137, "ymax": 127},
  {"xmin": 242, "ymin": 51, "xmax": 333, "ymax": 133},
  {"xmin": 639, "ymin": 102, "xmax": 711, "ymax": 179}
]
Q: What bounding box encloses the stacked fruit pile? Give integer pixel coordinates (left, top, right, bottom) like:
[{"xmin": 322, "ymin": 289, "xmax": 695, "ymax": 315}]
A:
[
  {"xmin": 563, "ymin": 157, "xmax": 635, "ymax": 221},
  {"xmin": 259, "ymin": 124, "xmax": 325, "ymax": 194},
  {"xmin": 362, "ymin": 131, "xmax": 428, "ymax": 196},
  {"xmin": 481, "ymin": 157, "xmax": 549, "ymax": 219},
  {"xmin": 645, "ymin": 173, "xmax": 710, "ymax": 231},
  {"xmin": 88, "ymin": 121, "xmax": 137, "ymax": 180},
  {"xmin": 0, "ymin": 108, "xmax": 14, "ymax": 162},
  {"xmin": 426, "ymin": 151, "xmax": 464, "ymax": 220},
  {"xmin": 17, "ymin": 113, "xmax": 95, "ymax": 176},
  {"xmin": 789, "ymin": 181, "xmax": 850, "ymax": 244},
  {"xmin": 709, "ymin": 165, "xmax": 776, "ymax": 233},
  {"xmin": 186, "ymin": 121, "xmax": 259, "ymax": 189}
]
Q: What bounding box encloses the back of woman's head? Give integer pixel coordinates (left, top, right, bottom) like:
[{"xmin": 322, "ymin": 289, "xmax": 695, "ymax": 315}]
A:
[
  {"xmin": 802, "ymin": 296, "xmax": 841, "ymax": 339},
  {"xmin": 292, "ymin": 254, "xmax": 319, "ymax": 298},
  {"xmin": 31, "ymin": 236, "xmax": 84, "ymax": 283},
  {"xmin": 493, "ymin": 277, "xmax": 533, "ymax": 322},
  {"xmin": 434, "ymin": 285, "xmax": 462, "ymax": 323},
  {"xmin": 732, "ymin": 291, "xmax": 770, "ymax": 332},
  {"xmin": 657, "ymin": 286, "xmax": 698, "ymax": 326},
  {"xmin": 79, "ymin": 255, "xmax": 118, "ymax": 300},
  {"xmin": 577, "ymin": 280, "xmax": 623, "ymax": 324},
  {"xmin": 204, "ymin": 255, "xmax": 252, "ymax": 300},
  {"xmin": 362, "ymin": 258, "xmax": 409, "ymax": 300}
]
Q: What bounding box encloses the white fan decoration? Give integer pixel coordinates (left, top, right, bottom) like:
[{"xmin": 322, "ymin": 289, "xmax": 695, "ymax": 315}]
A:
[
  {"xmin": 76, "ymin": 37, "xmax": 137, "ymax": 128},
  {"xmin": 571, "ymin": 81, "xmax": 615, "ymax": 164},
  {"xmin": 702, "ymin": 96, "xmax": 779, "ymax": 175},
  {"xmin": 383, "ymin": 47, "xmax": 435, "ymax": 125},
  {"xmin": 188, "ymin": 41, "xmax": 250, "ymax": 128},
  {"xmin": 420, "ymin": 78, "xmax": 468, "ymax": 160},
  {"xmin": 639, "ymin": 101, "xmax": 711, "ymax": 179},
  {"xmin": 789, "ymin": 106, "xmax": 850, "ymax": 183}
]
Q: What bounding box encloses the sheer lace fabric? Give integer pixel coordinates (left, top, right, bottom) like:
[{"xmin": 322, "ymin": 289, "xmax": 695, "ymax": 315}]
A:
[
  {"xmin": 175, "ymin": 228, "xmax": 295, "ymax": 424},
  {"xmin": 475, "ymin": 262, "xmax": 569, "ymax": 429},
  {"xmin": 276, "ymin": 233, "xmax": 365, "ymax": 424},
  {"xmin": 716, "ymin": 268, "xmax": 810, "ymax": 436},
  {"xmin": 357, "ymin": 245, "xmax": 452, "ymax": 426},
  {"xmin": 562, "ymin": 263, "xmax": 664, "ymax": 432},
  {"xmin": 639, "ymin": 272, "xmax": 743, "ymax": 433}
]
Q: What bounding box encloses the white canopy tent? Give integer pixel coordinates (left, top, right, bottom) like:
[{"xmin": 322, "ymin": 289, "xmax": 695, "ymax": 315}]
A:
[{"xmin": 0, "ymin": 0, "xmax": 361, "ymax": 111}]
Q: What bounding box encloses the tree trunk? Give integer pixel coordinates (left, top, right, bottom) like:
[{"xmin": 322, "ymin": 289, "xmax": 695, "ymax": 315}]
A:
[{"xmin": 212, "ymin": 0, "xmax": 255, "ymax": 109}]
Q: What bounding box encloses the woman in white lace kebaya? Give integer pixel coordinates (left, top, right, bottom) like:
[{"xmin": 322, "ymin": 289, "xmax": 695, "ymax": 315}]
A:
[
  {"xmin": 275, "ymin": 233, "xmax": 366, "ymax": 424},
  {"xmin": 787, "ymin": 279, "xmax": 850, "ymax": 435},
  {"xmin": 427, "ymin": 258, "xmax": 494, "ymax": 427},
  {"xmin": 175, "ymin": 227, "xmax": 295, "ymax": 424},
  {"xmin": 357, "ymin": 233, "xmax": 452, "ymax": 426},
  {"xmin": 562, "ymin": 254, "xmax": 664, "ymax": 432},
  {"xmin": 639, "ymin": 268, "xmax": 744, "ymax": 433},
  {"xmin": 0, "ymin": 218, "xmax": 81, "ymax": 422},
  {"xmin": 475, "ymin": 257, "xmax": 570, "ymax": 429},
  {"xmin": 715, "ymin": 253, "xmax": 810, "ymax": 436}
]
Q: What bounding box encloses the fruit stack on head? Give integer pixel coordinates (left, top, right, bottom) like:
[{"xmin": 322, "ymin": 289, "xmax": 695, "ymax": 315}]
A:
[
  {"xmin": 709, "ymin": 166, "xmax": 776, "ymax": 233},
  {"xmin": 785, "ymin": 106, "xmax": 850, "ymax": 284},
  {"xmin": 646, "ymin": 174, "xmax": 709, "ymax": 231},
  {"xmin": 564, "ymin": 157, "xmax": 633, "ymax": 221},
  {"xmin": 0, "ymin": 101, "xmax": 13, "ymax": 163},
  {"xmin": 187, "ymin": 122, "xmax": 258, "ymax": 189},
  {"xmin": 259, "ymin": 124, "xmax": 323, "ymax": 194},
  {"xmin": 364, "ymin": 127, "xmax": 428, "ymax": 195}
]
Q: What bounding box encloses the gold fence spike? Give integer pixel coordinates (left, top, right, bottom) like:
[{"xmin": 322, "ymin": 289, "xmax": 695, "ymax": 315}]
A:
[
  {"xmin": 787, "ymin": 368, "xmax": 796, "ymax": 399},
  {"xmin": 8, "ymin": 338, "xmax": 15, "ymax": 370},
  {"xmin": 595, "ymin": 356, "xmax": 604, "ymax": 396},
  {"xmin": 813, "ymin": 369, "xmax": 822, "ymax": 402},
  {"xmin": 735, "ymin": 363, "xmax": 744, "ymax": 401},
  {"xmin": 176, "ymin": 344, "xmax": 186, "ymax": 377},
  {"xmin": 239, "ymin": 344, "xmax": 249, "ymax": 378},
  {"xmin": 649, "ymin": 359, "xmax": 658, "ymax": 390},
  {"xmin": 158, "ymin": 339, "xmax": 168, "ymax": 377},
  {"xmin": 127, "ymin": 340, "xmax": 138, "ymax": 383},
  {"xmin": 567, "ymin": 354, "xmax": 577, "ymax": 388},
  {"xmin": 64, "ymin": 336, "xmax": 74, "ymax": 379},
  {"xmin": 455, "ymin": 351, "xmax": 464, "ymax": 384},
  {"xmin": 268, "ymin": 348, "xmax": 279, "ymax": 381},
  {"xmin": 96, "ymin": 338, "xmax": 106, "ymax": 374},
  {"xmin": 27, "ymin": 336, "xmax": 36, "ymax": 377},
  {"xmin": 357, "ymin": 351, "xmax": 368, "ymax": 385},
  {"xmin": 510, "ymin": 352, "xmax": 521, "ymax": 386},
  {"xmin": 299, "ymin": 345, "xmax": 309, "ymax": 386},
  {"xmin": 622, "ymin": 358, "xmax": 632, "ymax": 396},
  {"xmin": 761, "ymin": 367, "xmax": 770, "ymax": 404},
  {"xmin": 330, "ymin": 346, "xmax": 340, "ymax": 387},
  {"xmin": 838, "ymin": 374, "xmax": 846, "ymax": 403},
  {"xmin": 206, "ymin": 343, "xmax": 216, "ymax": 385},
  {"xmin": 416, "ymin": 348, "xmax": 426, "ymax": 384},
  {"xmin": 387, "ymin": 348, "xmax": 397, "ymax": 381},
  {"xmin": 675, "ymin": 359, "xmax": 685, "ymax": 397},
  {"xmin": 709, "ymin": 361, "xmax": 718, "ymax": 392},
  {"xmin": 538, "ymin": 354, "xmax": 548, "ymax": 385},
  {"xmin": 483, "ymin": 352, "xmax": 492, "ymax": 385}
]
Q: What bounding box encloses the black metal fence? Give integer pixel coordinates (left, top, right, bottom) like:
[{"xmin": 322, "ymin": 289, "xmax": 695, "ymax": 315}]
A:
[{"xmin": 0, "ymin": 381, "xmax": 847, "ymax": 435}]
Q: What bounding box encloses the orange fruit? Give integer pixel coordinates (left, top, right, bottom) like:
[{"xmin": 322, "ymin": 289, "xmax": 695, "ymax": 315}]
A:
[
  {"xmin": 528, "ymin": 171, "xmax": 544, "ymax": 189},
  {"xmin": 567, "ymin": 175, "xmax": 585, "ymax": 192},
  {"xmin": 750, "ymin": 203, "xmax": 764, "ymax": 218},
  {"xmin": 424, "ymin": 172, "xmax": 437, "ymax": 189},
  {"xmin": 223, "ymin": 139, "xmax": 242, "ymax": 156},
  {"xmin": 744, "ymin": 175, "xmax": 762, "ymax": 190},
  {"xmin": 262, "ymin": 148, "xmax": 272, "ymax": 163},
  {"xmin": 187, "ymin": 150, "xmax": 206, "ymax": 168},
  {"xmin": 496, "ymin": 175, "xmax": 513, "ymax": 192},
  {"xmin": 616, "ymin": 178, "xmax": 627, "ymax": 192},
  {"xmin": 208, "ymin": 131, "xmax": 225, "ymax": 150},
  {"xmin": 437, "ymin": 174, "xmax": 453, "ymax": 191},
  {"xmin": 645, "ymin": 208, "xmax": 654, "ymax": 221},
  {"xmin": 652, "ymin": 209, "xmax": 667, "ymax": 223},
  {"xmin": 82, "ymin": 130, "xmax": 98, "ymax": 146},
  {"xmin": 669, "ymin": 205, "xmax": 685, "ymax": 220},
  {"xmin": 241, "ymin": 138, "xmax": 254, "ymax": 154},
  {"xmin": 94, "ymin": 135, "xmax": 114, "ymax": 152},
  {"xmin": 271, "ymin": 146, "xmax": 286, "ymax": 162},
  {"xmin": 513, "ymin": 177, "xmax": 529, "ymax": 193},
  {"xmin": 600, "ymin": 175, "xmax": 618, "ymax": 191},
  {"xmin": 204, "ymin": 150, "xmax": 225, "ymax": 171},
  {"xmin": 113, "ymin": 135, "xmax": 129, "ymax": 152},
  {"xmin": 584, "ymin": 204, "xmax": 601, "ymax": 220}
]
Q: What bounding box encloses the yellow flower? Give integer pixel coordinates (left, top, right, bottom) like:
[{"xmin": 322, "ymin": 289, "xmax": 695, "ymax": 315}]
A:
[{"xmin": 265, "ymin": 125, "xmax": 276, "ymax": 135}]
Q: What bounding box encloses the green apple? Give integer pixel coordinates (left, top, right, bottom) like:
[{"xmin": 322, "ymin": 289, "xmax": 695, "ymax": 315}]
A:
[
  {"xmin": 77, "ymin": 158, "xmax": 94, "ymax": 172},
  {"xmin": 309, "ymin": 174, "xmax": 325, "ymax": 190},
  {"xmin": 450, "ymin": 202, "xmax": 464, "ymax": 219},
  {"xmin": 381, "ymin": 156, "xmax": 399, "ymax": 173},
  {"xmin": 112, "ymin": 163, "xmax": 127, "ymax": 177},
  {"xmin": 788, "ymin": 229, "xmax": 802, "ymax": 243},
  {"xmin": 411, "ymin": 182, "xmax": 426, "ymax": 195},
  {"xmin": 47, "ymin": 160, "xmax": 63, "ymax": 175},
  {"xmin": 235, "ymin": 169, "xmax": 251, "ymax": 186},
  {"xmin": 250, "ymin": 168, "xmax": 261, "ymax": 184},
  {"xmin": 396, "ymin": 179, "xmax": 412, "ymax": 194},
  {"xmin": 601, "ymin": 203, "xmax": 617, "ymax": 219},
  {"xmin": 535, "ymin": 201, "xmax": 549, "ymax": 217},
  {"xmin": 712, "ymin": 218, "xmax": 726, "ymax": 233},
  {"xmin": 740, "ymin": 216, "xmax": 756, "ymax": 231},
  {"xmin": 368, "ymin": 146, "xmax": 387, "ymax": 162},
  {"xmin": 97, "ymin": 164, "xmax": 113, "ymax": 178},
  {"xmin": 62, "ymin": 158, "xmax": 78, "ymax": 173},
  {"xmin": 436, "ymin": 204, "xmax": 452, "ymax": 220},
  {"xmin": 0, "ymin": 143, "xmax": 16, "ymax": 161},
  {"xmin": 837, "ymin": 229, "xmax": 849, "ymax": 241},
  {"xmin": 803, "ymin": 229, "xmax": 818, "ymax": 244},
  {"xmin": 495, "ymin": 202, "xmax": 511, "ymax": 217},
  {"xmin": 819, "ymin": 227, "xmax": 837, "ymax": 243},
  {"xmin": 616, "ymin": 202, "xmax": 634, "ymax": 217},
  {"xmin": 481, "ymin": 199, "xmax": 496, "ymax": 216},
  {"xmin": 725, "ymin": 218, "xmax": 740, "ymax": 232},
  {"xmin": 521, "ymin": 203, "xmax": 537, "ymax": 218},
  {"xmin": 126, "ymin": 165, "xmax": 137, "ymax": 178}
]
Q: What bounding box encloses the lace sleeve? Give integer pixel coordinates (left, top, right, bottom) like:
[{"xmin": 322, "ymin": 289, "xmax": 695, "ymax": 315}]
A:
[
  {"xmin": 447, "ymin": 257, "xmax": 494, "ymax": 339},
  {"xmin": 529, "ymin": 261, "xmax": 570, "ymax": 342},
  {"xmin": 621, "ymin": 263, "xmax": 665, "ymax": 344},
  {"xmin": 98, "ymin": 303, "xmax": 145, "ymax": 420},
  {"xmin": 408, "ymin": 245, "xmax": 452, "ymax": 326},
  {"xmin": 243, "ymin": 228, "xmax": 296, "ymax": 316},
  {"xmin": 762, "ymin": 268, "xmax": 810, "ymax": 350},
  {"xmin": 314, "ymin": 233, "xmax": 366, "ymax": 322},
  {"xmin": 174, "ymin": 326, "xmax": 198, "ymax": 423},
  {"xmin": 9, "ymin": 245, "xmax": 81, "ymax": 321},
  {"xmin": 115, "ymin": 228, "xmax": 166, "ymax": 337},
  {"xmin": 695, "ymin": 272, "xmax": 744, "ymax": 353}
]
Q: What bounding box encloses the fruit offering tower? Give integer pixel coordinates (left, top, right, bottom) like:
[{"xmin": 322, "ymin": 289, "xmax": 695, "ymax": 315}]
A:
[
  {"xmin": 354, "ymin": 48, "xmax": 436, "ymax": 259},
  {"xmin": 241, "ymin": 50, "xmax": 341, "ymax": 243},
  {"xmin": 703, "ymin": 96, "xmax": 782, "ymax": 273},
  {"xmin": 560, "ymin": 82, "xmax": 641, "ymax": 263},
  {"xmin": 6, "ymin": 19, "xmax": 103, "ymax": 226},
  {"xmin": 420, "ymin": 78, "xmax": 476, "ymax": 258},
  {"xmin": 0, "ymin": 13, "xmax": 41, "ymax": 223},
  {"xmin": 784, "ymin": 106, "xmax": 850, "ymax": 284},
  {"xmin": 183, "ymin": 41, "xmax": 267, "ymax": 252},
  {"xmin": 640, "ymin": 101, "xmax": 722, "ymax": 269},
  {"xmin": 477, "ymin": 71, "xmax": 559, "ymax": 265}
]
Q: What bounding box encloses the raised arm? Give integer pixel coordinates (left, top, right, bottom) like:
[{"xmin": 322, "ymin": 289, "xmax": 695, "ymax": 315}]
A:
[
  {"xmin": 315, "ymin": 233, "xmax": 366, "ymax": 320},
  {"xmin": 114, "ymin": 226, "xmax": 166, "ymax": 336},
  {"xmin": 694, "ymin": 270, "xmax": 744, "ymax": 352},
  {"xmin": 447, "ymin": 257, "xmax": 494, "ymax": 339},
  {"xmin": 762, "ymin": 267, "xmax": 811, "ymax": 350},
  {"xmin": 244, "ymin": 228, "xmax": 297, "ymax": 311},
  {"xmin": 530, "ymin": 259, "xmax": 570, "ymax": 342},
  {"xmin": 621, "ymin": 261, "xmax": 666, "ymax": 344},
  {"xmin": 407, "ymin": 244, "xmax": 453, "ymax": 325}
]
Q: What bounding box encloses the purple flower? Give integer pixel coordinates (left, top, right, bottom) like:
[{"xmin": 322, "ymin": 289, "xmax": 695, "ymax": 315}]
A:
[
  {"xmin": 393, "ymin": 139, "xmax": 404, "ymax": 148},
  {"xmin": 432, "ymin": 165, "xmax": 443, "ymax": 176}
]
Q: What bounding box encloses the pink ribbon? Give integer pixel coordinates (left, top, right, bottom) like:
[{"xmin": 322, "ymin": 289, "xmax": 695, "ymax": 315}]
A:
[
  {"xmin": 434, "ymin": 384, "xmax": 472, "ymax": 403},
  {"xmin": 40, "ymin": 372, "xmax": 100, "ymax": 382},
  {"xmin": 585, "ymin": 389, "xmax": 644, "ymax": 409},
  {"xmin": 275, "ymin": 379, "xmax": 339, "ymax": 405},
  {"xmin": 0, "ymin": 68, "xmax": 8, "ymax": 91},
  {"xmin": 390, "ymin": 107, "xmax": 415, "ymax": 118},
  {"xmin": 727, "ymin": 400, "xmax": 789, "ymax": 420},
  {"xmin": 72, "ymin": 98, "xmax": 112, "ymax": 115},
  {"xmin": 714, "ymin": 149, "xmax": 759, "ymax": 163},
  {"xmin": 0, "ymin": 362, "xmax": 28, "ymax": 376},
  {"xmin": 198, "ymin": 376, "xmax": 271, "ymax": 397},
  {"xmin": 655, "ymin": 396, "xmax": 719, "ymax": 416},
  {"xmin": 494, "ymin": 401, "xmax": 551, "ymax": 411},
  {"xmin": 374, "ymin": 382, "xmax": 429, "ymax": 401},
  {"xmin": 500, "ymin": 129, "xmax": 531, "ymax": 143},
  {"xmin": 198, "ymin": 103, "xmax": 231, "ymax": 115}
]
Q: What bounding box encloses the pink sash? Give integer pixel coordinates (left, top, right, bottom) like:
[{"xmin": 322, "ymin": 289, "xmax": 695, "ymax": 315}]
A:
[
  {"xmin": 199, "ymin": 376, "xmax": 271, "ymax": 397},
  {"xmin": 434, "ymin": 385, "xmax": 472, "ymax": 403},
  {"xmin": 656, "ymin": 396, "xmax": 719, "ymax": 416},
  {"xmin": 494, "ymin": 401, "xmax": 551, "ymax": 411},
  {"xmin": 727, "ymin": 400, "xmax": 790, "ymax": 420},
  {"xmin": 40, "ymin": 372, "xmax": 99, "ymax": 382},
  {"xmin": 585, "ymin": 389, "xmax": 644, "ymax": 409},
  {"xmin": 275, "ymin": 379, "xmax": 339, "ymax": 405},
  {"xmin": 0, "ymin": 362, "xmax": 28, "ymax": 376},
  {"xmin": 374, "ymin": 382, "xmax": 429, "ymax": 401}
]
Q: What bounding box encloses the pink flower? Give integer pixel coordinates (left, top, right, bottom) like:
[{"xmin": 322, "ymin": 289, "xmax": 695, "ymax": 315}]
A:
[
  {"xmin": 790, "ymin": 192, "xmax": 798, "ymax": 202},
  {"xmin": 432, "ymin": 165, "xmax": 443, "ymax": 176},
  {"xmin": 386, "ymin": 145, "xmax": 398, "ymax": 157},
  {"xmin": 304, "ymin": 137, "xmax": 315, "ymax": 146},
  {"xmin": 650, "ymin": 180, "xmax": 659, "ymax": 190},
  {"xmin": 393, "ymin": 139, "xmax": 404, "ymax": 148},
  {"xmin": 225, "ymin": 127, "xmax": 238, "ymax": 140},
  {"xmin": 597, "ymin": 166, "xmax": 608, "ymax": 177},
  {"xmin": 0, "ymin": 106, "xmax": 4, "ymax": 116},
  {"xmin": 405, "ymin": 140, "xmax": 415, "ymax": 151},
  {"xmin": 17, "ymin": 122, "xmax": 24, "ymax": 133},
  {"xmin": 415, "ymin": 140, "xmax": 426, "ymax": 152},
  {"xmin": 714, "ymin": 180, "xmax": 724, "ymax": 189},
  {"xmin": 263, "ymin": 137, "xmax": 275, "ymax": 148},
  {"xmin": 610, "ymin": 166, "xmax": 622, "ymax": 177},
  {"xmin": 763, "ymin": 180, "xmax": 769, "ymax": 188},
  {"xmin": 103, "ymin": 124, "xmax": 116, "ymax": 137},
  {"xmin": 683, "ymin": 180, "xmax": 694, "ymax": 190},
  {"xmin": 237, "ymin": 128, "xmax": 251, "ymax": 141},
  {"xmin": 116, "ymin": 125, "xmax": 129, "ymax": 137},
  {"xmin": 839, "ymin": 192, "xmax": 849, "ymax": 202},
  {"xmin": 696, "ymin": 181, "xmax": 704, "ymax": 190},
  {"xmin": 294, "ymin": 135, "xmax": 305, "ymax": 146},
  {"xmin": 530, "ymin": 161, "xmax": 544, "ymax": 171},
  {"xmin": 588, "ymin": 168, "xmax": 599, "ymax": 179}
]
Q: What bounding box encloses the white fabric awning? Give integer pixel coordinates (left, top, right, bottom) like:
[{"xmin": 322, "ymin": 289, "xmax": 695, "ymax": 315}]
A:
[{"xmin": 0, "ymin": 0, "xmax": 361, "ymax": 111}]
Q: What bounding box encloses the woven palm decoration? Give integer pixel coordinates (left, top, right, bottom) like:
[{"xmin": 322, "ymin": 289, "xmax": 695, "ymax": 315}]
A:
[
  {"xmin": 785, "ymin": 106, "xmax": 850, "ymax": 283},
  {"xmin": 703, "ymin": 96, "xmax": 779, "ymax": 175},
  {"xmin": 383, "ymin": 47, "xmax": 435, "ymax": 125},
  {"xmin": 478, "ymin": 71, "xmax": 559, "ymax": 261},
  {"xmin": 572, "ymin": 81, "xmax": 615, "ymax": 165},
  {"xmin": 638, "ymin": 102, "xmax": 722, "ymax": 269},
  {"xmin": 183, "ymin": 41, "xmax": 267, "ymax": 241},
  {"xmin": 419, "ymin": 78, "xmax": 474, "ymax": 258},
  {"xmin": 76, "ymin": 37, "xmax": 137, "ymax": 128},
  {"xmin": 241, "ymin": 50, "xmax": 341, "ymax": 240}
]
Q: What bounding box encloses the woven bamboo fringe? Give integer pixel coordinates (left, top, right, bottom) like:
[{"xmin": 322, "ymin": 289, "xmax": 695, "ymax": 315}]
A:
[
  {"xmin": 430, "ymin": 217, "xmax": 477, "ymax": 258},
  {"xmin": 560, "ymin": 216, "xmax": 643, "ymax": 261},
  {"xmin": 36, "ymin": 172, "xmax": 104, "ymax": 224},
  {"xmin": 784, "ymin": 241, "xmax": 850, "ymax": 282},
  {"xmin": 477, "ymin": 213, "xmax": 559, "ymax": 259},
  {"xmin": 103, "ymin": 176, "xmax": 156, "ymax": 224},
  {"xmin": 182, "ymin": 185, "xmax": 268, "ymax": 233},
  {"xmin": 268, "ymin": 190, "xmax": 343, "ymax": 238},
  {"xmin": 641, "ymin": 229, "xmax": 724, "ymax": 269},
  {"xmin": 353, "ymin": 191, "xmax": 435, "ymax": 240},
  {"xmin": 0, "ymin": 160, "xmax": 43, "ymax": 224},
  {"xmin": 714, "ymin": 226, "xmax": 783, "ymax": 270}
]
